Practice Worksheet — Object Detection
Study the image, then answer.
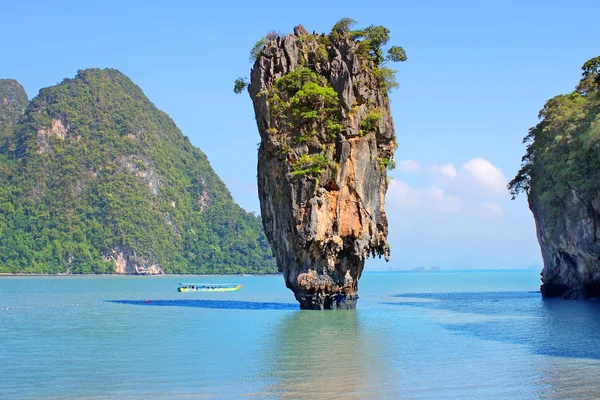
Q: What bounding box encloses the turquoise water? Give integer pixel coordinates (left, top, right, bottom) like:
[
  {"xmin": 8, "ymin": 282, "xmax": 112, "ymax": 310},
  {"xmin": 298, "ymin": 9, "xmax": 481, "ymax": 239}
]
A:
[{"xmin": 2, "ymin": 271, "xmax": 600, "ymax": 399}]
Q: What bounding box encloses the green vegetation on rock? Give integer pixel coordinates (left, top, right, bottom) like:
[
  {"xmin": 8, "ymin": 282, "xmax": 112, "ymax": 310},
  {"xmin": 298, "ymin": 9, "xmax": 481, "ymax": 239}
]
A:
[
  {"xmin": 250, "ymin": 37, "xmax": 268, "ymax": 62},
  {"xmin": 0, "ymin": 79, "xmax": 28, "ymax": 155},
  {"xmin": 233, "ymin": 77, "xmax": 249, "ymax": 94},
  {"xmin": 235, "ymin": 18, "xmax": 407, "ymax": 95},
  {"xmin": 234, "ymin": 19, "xmax": 405, "ymax": 186},
  {"xmin": 0, "ymin": 69, "xmax": 276, "ymax": 274},
  {"xmin": 268, "ymin": 67, "xmax": 341, "ymax": 144},
  {"xmin": 0, "ymin": 79, "xmax": 28, "ymax": 126},
  {"xmin": 509, "ymin": 57, "xmax": 600, "ymax": 231},
  {"xmin": 360, "ymin": 111, "xmax": 382, "ymax": 133},
  {"xmin": 334, "ymin": 18, "xmax": 407, "ymax": 92},
  {"xmin": 291, "ymin": 154, "xmax": 330, "ymax": 177},
  {"xmin": 378, "ymin": 156, "xmax": 396, "ymax": 172}
]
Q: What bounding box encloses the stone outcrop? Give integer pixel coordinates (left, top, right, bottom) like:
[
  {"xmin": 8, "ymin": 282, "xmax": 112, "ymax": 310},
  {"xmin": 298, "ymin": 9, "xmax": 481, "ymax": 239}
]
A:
[
  {"xmin": 36, "ymin": 118, "xmax": 69, "ymax": 154},
  {"xmin": 105, "ymin": 248, "xmax": 164, "ymax": 275},
  {"xmin": 530, "ymin": 190, "xmax": 600, "ymax": 299},
  {"xmin": 248, "ymin": 25, "xmax": 396, "ymax": 309}
]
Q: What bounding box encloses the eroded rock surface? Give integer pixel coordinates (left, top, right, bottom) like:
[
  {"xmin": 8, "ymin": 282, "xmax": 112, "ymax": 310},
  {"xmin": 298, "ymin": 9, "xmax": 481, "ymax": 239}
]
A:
[
  {"xmin": 248, "ymin": 25, "xmax": 396, "ymax": 309},
  {"xmin": 105, "ymin": 247, "xmax": 164, "ymax": 275},
  {"xmin": 531, "ymin": 190, "xmax": 600, "ymax": 299}
]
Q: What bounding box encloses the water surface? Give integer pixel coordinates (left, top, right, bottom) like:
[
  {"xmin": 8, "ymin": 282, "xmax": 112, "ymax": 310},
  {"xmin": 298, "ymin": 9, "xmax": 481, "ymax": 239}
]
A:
[{"xmin": 1, "ymin": 271, "xmax": 600, "ymax": 399}]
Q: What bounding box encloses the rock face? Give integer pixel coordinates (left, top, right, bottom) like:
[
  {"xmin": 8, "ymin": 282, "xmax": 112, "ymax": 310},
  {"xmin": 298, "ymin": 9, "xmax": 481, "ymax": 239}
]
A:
[
  {"xmin": 106, "ymin": 247, "xmax": 164, "ymax": 275},
  {"xmin": 530, "ymin": 190, "xmax": 600, "ymax": 299},
  {"xmin": 510, "ymin": 57, "xmax": 600, "ymax": 299},
  {"xmin": 248, "ymin": 25, "xmax": 396, "ymax": 309}
]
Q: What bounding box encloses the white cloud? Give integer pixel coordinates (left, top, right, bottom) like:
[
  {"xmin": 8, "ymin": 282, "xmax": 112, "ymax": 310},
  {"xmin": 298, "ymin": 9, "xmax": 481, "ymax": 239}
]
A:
[
  {"xmin": 439, "ymin": 163, "xmax": 458, "ymax": 179},
  {"xmin": 396, "ymin": 159, "xmax": 421, "ymax": 172},
  {"xmin": 460, "ymin": 158, "xmax": 508, "ymax": 195},
  {"xmin": 396, "ymin": 157, "xmax": 508, "ymax": 197},
  {"xmin": 388, "ymin": 157, "xmax": 511, "ymax": 217},
  {"xmin": 382, "ymin": 158, "xmax": 539, "ymax": 270},
  {"xmin": 387, "ymin": 180, "xmax": 461, "ymax": 214},
  {"xmin": 479, "ymin": 202, "xmax": 505, "ymax": 217}
]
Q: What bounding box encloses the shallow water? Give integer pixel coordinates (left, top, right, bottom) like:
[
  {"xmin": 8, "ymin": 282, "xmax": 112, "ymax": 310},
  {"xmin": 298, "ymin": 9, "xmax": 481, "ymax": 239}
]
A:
[{"xmin": 1, "ymin": 271, "xmax": 600, "ymax": 399}]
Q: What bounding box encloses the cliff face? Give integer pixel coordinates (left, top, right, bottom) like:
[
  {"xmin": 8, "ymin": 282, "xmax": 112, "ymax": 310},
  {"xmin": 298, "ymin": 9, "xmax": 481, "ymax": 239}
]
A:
[
  {"xmin": 248, "ymin": 25, "xmax": 396, "ymax": 309},
  {"xmin": 0, "ymin": 69, "xmax": 275, "ymax": 275},
  {"xmin": 530, "ymin": 190, "xmax": 600, "ymax": 299},
  {"xmin": 510, "ymin": 57, "xmax": 600, "ymax": 299}
]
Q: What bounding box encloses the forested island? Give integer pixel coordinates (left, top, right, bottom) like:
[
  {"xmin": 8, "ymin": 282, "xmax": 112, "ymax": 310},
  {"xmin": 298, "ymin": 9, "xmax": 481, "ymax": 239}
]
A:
[
  {"xmin": 0, "ymin": 70, "xmax": 276, "ymax": 274},
  {"xmin": 510, "ymin": 57, "xmax": 600, "ymax": 299}
]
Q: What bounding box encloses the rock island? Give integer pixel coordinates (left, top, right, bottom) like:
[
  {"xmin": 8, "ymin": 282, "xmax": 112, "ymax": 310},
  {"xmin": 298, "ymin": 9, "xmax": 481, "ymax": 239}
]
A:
[{"xmin": 240, "ymin": 19, "xmax": 406, "ymax": 309}]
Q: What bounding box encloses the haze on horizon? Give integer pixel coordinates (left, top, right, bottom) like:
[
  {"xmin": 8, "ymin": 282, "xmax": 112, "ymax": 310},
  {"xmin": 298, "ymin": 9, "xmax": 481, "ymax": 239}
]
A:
[{"xmin": 3, "ymin": 0, "xmax": 597, "ymax": 270}]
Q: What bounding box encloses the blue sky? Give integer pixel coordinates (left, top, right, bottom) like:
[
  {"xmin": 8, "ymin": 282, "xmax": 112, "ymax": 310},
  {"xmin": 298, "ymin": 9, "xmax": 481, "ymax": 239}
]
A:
[{"xmin": 3, "ymin": 0, "xmax": 598, "ymax": 269}]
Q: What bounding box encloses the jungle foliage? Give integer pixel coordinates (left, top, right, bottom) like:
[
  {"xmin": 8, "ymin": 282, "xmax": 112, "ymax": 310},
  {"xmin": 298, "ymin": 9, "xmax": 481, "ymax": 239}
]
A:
[
  {"xmin": 509, "ymin": 57, "xmax": 600, "ymax": 230},
  {"xmin": 0, "ymin": 79, "xmax": 28, "ymax": 156},
  {"xmin": 0, "ymin": 69, "xmax": 276, "ymax": 274}
]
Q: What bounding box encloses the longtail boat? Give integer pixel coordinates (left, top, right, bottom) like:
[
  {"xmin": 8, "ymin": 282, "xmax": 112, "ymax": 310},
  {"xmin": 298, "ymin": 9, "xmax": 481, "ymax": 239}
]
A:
[{"xmin": 177, "ymin": 283, "xmax": 243, "ymax": 292}]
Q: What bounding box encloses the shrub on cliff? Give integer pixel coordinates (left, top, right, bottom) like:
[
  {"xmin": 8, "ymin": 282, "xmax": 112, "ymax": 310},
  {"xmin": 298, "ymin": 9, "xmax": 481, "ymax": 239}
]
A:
[{"xmin": 235, "ymin": 18, "xmax": 407, "ymax": 95}]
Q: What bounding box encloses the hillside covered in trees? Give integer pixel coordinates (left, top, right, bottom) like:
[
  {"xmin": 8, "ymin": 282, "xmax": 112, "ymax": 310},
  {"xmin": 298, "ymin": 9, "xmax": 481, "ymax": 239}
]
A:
[
  {"xmin": 0, "ymin": 69, "xmax": 276, "ymax": 274},
  {"xmin": 509, "ymin": 57, "xmax": 600, "ymax": 298}
]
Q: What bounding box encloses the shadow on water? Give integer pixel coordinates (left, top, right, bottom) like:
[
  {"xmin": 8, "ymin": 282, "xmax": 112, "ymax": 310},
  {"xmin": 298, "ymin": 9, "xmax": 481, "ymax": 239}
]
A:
[
  {"xmin": 107, "ymin": 299, "xmax": 298, "ymax": 311},
  {"xmin": 386, "ymin": 291, "xmax": 600, "ymax": 360}
]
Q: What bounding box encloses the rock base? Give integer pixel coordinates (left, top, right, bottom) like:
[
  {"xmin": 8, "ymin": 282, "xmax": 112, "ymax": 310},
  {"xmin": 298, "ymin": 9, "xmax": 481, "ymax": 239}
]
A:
[
  {"xmin": 541, "ymin": 282, "xmax": 600, "ymax": 300},
  {"xmin": 295, "ymin": 293, "xmax": 358, "ymax": 310},
  {"xmin": 540, "ymin": 283, "xmax": 571, "ymax": 298}
]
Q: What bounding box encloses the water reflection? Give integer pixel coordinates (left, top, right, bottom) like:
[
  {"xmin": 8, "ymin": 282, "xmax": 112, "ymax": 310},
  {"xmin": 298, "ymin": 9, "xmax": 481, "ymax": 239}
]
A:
[
  {"xmin": 259, "ymin": 310, "xmax": 399, "ymax": 399},
  {"xmin": 535, "ymin": 299, "xmax": 600, "ymax": 359}
]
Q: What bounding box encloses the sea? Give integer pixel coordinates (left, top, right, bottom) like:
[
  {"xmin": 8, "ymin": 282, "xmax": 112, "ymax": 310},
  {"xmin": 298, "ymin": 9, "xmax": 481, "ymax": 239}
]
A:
[{"xmin": 2, "ymin": 270, "xmax": 600, "ymax": 399}]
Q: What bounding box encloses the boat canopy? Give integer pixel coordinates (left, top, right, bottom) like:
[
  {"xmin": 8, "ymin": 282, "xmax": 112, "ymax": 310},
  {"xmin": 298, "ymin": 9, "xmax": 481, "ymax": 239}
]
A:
[{"xmin": 178, "ymin": 283, "xmax": 240, "ymax": 288}]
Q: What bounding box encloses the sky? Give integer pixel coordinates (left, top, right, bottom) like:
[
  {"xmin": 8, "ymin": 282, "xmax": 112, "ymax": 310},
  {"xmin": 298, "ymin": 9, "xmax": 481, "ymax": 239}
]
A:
[{"xmin": 2, "ymin": 0, "xmax": 598, "ymax": 270}]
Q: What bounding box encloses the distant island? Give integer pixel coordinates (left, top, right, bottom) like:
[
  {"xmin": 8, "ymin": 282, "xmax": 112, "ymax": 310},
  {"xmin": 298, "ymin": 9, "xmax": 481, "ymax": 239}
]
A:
[
  {"xmin": 0, "ymin": 70, "xmax": 276, "ymax": 275},
  {"xmin": 410, "ymin": 266, "xmax": 441, "ymax": 272}
]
